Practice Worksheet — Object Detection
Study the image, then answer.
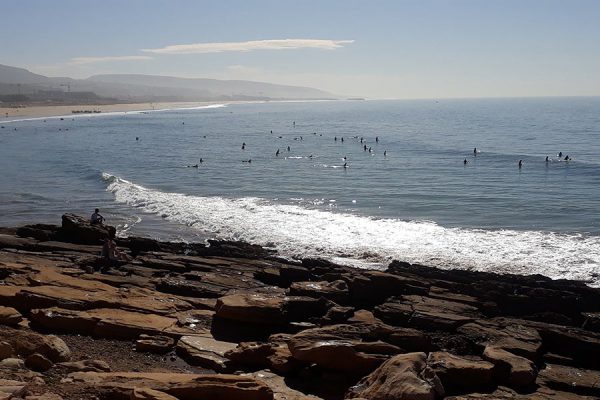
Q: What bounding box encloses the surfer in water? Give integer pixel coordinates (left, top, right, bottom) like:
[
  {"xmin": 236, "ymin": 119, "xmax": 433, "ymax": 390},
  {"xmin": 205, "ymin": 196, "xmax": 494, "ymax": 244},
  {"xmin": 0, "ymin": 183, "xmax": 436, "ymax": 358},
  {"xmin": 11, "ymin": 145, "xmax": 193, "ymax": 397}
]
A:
[
  {"xmin": 558, "ymin": 151, "xmax": 563, "ymax": 157},
  {"xmin": 242, "ymin": 142, "xmax": 246, "ymax": 150},
  {"xmin": 199, "ymin": 158, "xmax": 203, "ymax": 164},
  {"xmin": 276, "ymin": 149, "xmax": 280, "ymax": 156},
  {"xmin": 463, "ymin": 158, "xmax": 468, "ymax": 165},
  {"xmin": 287, "ymin": 146, "xmax": 291, "ymax": 152},
  {"xmin": 343, "ymin": 162, "xmax": 348, "ymax": 168},
  {"xmin": 518, "ymin": 160, "xmax": 523, "ymax": 168},
  {"xmin": 545, "ymin": 156, "xmax": 549, "ymax": 162},
  {"xmin": 376, "ymin": 136, "xmax": 379, "ymax": 143},
  {"xmin": 474, "ymin": 147, "xmax": 477, "ymax": 156},
  {"xmin": 564, "ymin": 155, "xmax": 570, "ymax": 161}
]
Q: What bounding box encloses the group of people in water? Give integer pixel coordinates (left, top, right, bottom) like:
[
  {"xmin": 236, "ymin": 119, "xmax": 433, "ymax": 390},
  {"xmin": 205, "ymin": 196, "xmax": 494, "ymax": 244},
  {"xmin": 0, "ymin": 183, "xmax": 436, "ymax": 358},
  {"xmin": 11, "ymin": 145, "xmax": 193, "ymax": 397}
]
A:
[
  {"xmin": 464, "ymin": 147, "xmax": 572, "ymax": 168},
  {"xmin": 185, "ymin": 126, "xmax": 386, "ymax": 169}
]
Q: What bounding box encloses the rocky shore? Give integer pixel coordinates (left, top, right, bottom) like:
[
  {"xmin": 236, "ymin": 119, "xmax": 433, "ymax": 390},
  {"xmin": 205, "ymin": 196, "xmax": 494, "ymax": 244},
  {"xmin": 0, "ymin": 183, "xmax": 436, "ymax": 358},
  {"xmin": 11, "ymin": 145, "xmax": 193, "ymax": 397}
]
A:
[{"xmin": 0, "ymin": 214, "xmax": 599, "ymax": 399}]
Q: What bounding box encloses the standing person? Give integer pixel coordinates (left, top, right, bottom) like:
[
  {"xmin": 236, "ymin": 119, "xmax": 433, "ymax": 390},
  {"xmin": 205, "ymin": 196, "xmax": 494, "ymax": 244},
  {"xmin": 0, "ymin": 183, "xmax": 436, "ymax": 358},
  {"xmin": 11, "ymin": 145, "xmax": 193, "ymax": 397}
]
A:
[{"xmin": 90, "ymin": 208, "xmax": 104, "ymax": 225}]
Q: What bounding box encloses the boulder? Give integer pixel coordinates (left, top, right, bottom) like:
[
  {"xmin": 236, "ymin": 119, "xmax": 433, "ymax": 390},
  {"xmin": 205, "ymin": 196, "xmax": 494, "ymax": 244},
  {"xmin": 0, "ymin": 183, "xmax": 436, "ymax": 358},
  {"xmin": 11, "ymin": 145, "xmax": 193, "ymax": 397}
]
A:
[
  {"xmin": 176, "ymin": 335, "xmax": 238, "ymax": 371},
  {"xmin": 215, "ymin": 293, "xmax": 286, "ymax": 325},
  {"xmin": 287, "ymin": 324, "xmax": 402, "ymax": 376},
  {"xmin": 2, "ymin": 328, "xmax": 71, "ymax": 362},
  {"xmin": 346, "ymin": 352, "xmax": 444, "ymax": 400},
  {"xmin": 0, "ymin": 341, "xmax": 14, "ymax": 360},
  {"xmin": 59, "ymin": 213, "xmax": 111, "ymax": 245},
  {"xmin": 57, "ymin": 359, "xmax": 111, "ymax": 372},
  {"xmin": 483, "ymin": 346, "xmax": 537, "ymax": 389},
  {"xmin": 427, "ymin": 352, "xmax": 494, "ymax": 394},
  {"xmin": 25, "ymin": 353, "xmax": 54, "ymax": 372},
  {"xmin": 0, "ymin": 306, "xmax": 22, "ymax": 326}
]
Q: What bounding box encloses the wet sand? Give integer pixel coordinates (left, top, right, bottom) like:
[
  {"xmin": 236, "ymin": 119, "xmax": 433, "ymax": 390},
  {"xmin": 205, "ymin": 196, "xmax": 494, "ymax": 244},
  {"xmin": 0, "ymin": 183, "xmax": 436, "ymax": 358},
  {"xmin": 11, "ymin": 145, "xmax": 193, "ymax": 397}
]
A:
[{"xmin": 0, "ymin": 101, "xmax": 227, "ymax": 120}]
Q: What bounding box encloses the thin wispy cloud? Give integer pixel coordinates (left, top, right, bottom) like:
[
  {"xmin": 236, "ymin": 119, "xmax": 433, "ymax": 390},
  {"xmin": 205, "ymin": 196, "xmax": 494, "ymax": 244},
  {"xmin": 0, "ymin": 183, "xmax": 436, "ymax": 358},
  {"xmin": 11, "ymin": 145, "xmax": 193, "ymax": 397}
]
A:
[
  {"xmin": 142, "ymin": 39, "xmax": 354, "ymax": 55},
  {"xmin": 70, "ymin": 55, "xmax": 153, "ymax": 65}
]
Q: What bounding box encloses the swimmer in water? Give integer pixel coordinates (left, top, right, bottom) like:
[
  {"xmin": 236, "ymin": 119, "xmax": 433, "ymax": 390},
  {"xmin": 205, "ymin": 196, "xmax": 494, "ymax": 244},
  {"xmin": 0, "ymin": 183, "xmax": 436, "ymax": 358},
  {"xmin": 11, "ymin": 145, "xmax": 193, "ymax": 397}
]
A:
[
  {"xmin": 242, "ymin": 142, "xmax": 246, "ymax": 150},
  {"xmin": 136, "ymin": 137, "xmax": 139, "ymax": 141},
  {"xmin": 384, "ymin": 150, "xmax": 387, "ymax": 157},
  {"xmin": 376, "ymin": 136, "xmax": 379, "ymax": 143},
  {"xmin": 564, "ymin": 155, "xmax": 570, "ymax": 161},
  {"xmin": 341, "ymin": 137, "xmax": 344, "ymax": 142},
  {"xmin": 368, "ymin": 147, "xmax": 372, "ymax": 153},
  {"xmin": 360, "ymin": 137, "xmax": 363, "ymax": 143},
  {"xmin": 334, "ymin": 136, "xmax": 337, "ymax": 141},
  {"xmin": 364, "ymin": 144, "xmax": 367, "ymax": 151},
  {"xmin": 270, "ymin": 130, "xmax": 273, "ymax": 134},
  {"xmin": 276, "ymin": 149, "xmax": 280, "ymax": 156},
  {"xmin": 199, "ymin": 158, "xmax": 203, "ymax": 163},
  {"xmin": 518, "ymin": 160, "xmax": 523, "ymax": 168},
  {"xmin": 287, "ymin": 146, "xmax": 291, "ymax": 152},
  {"xmin": 464, "ymin": 158, "xmax": 468, "ymax": 165},
  {"xmin": 343, "ymin": 156, "xmax": 347, "ymax": 161},
  {"xmin": 545, "ymin": 156, "xmax": 549, "ymax": 162},
  {"xmin": 558, "ymin": 151, "xmax": 563, "ymax": 157}
]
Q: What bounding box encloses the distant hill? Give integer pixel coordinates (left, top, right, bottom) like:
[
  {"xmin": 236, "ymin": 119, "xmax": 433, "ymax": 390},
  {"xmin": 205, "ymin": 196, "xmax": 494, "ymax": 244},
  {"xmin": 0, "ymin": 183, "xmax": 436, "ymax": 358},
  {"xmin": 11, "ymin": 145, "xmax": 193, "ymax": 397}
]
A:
[{"xmin": 0, "ymin": 64, "xmax": 338, "ymax": 103}]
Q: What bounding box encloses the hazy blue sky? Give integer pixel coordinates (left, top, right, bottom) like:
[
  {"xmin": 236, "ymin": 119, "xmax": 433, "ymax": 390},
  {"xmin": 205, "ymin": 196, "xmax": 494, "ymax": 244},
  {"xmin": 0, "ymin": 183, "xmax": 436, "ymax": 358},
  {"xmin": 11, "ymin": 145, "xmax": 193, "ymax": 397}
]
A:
[{"xmin": 2, "ymin": 0, "xmax": 600, "ymax": 99}]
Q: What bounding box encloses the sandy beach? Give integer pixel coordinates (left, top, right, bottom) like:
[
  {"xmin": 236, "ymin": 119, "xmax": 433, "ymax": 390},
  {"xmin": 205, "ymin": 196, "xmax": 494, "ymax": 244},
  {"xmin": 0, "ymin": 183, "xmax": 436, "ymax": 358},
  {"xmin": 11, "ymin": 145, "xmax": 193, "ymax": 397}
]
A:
[{"xmin": 0, "ymin": 101, "xmax": 228, "ymax": 121}]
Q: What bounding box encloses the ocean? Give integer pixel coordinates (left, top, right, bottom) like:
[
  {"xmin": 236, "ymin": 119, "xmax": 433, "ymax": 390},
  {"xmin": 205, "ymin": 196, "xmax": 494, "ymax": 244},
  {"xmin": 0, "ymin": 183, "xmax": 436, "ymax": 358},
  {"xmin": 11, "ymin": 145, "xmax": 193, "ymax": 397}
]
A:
[{"xmin": 1, "ymin": 98, "xmax": 599, "ymax": 285}]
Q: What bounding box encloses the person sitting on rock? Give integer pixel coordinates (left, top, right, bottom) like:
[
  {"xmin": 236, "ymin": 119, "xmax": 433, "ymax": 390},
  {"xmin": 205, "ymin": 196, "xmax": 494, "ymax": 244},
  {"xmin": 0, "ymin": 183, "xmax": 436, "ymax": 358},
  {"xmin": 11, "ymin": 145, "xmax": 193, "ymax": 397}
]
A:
[
  {"xmin": 99, "ymin": 227, "xmax": 129, "ymax": 271},
  {"xmin": 90, "ymin": 208, "xmax": 104, "ymax": 225}
]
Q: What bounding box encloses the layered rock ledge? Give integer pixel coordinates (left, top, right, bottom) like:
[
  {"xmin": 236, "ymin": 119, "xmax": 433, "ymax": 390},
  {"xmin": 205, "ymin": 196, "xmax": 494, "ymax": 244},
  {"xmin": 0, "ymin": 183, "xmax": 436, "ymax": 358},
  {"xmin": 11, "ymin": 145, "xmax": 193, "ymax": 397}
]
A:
[{"xmin": 0, "ymin": 215, "xmax": 599, "ymax": 399}]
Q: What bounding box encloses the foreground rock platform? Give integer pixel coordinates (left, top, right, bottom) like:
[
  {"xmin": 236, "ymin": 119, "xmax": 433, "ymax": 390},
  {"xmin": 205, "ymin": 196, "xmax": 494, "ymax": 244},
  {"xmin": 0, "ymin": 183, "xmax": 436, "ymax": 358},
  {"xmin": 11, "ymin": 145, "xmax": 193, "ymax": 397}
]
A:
[{"xmin": 0, "ymin": 216, "xmax": 599, "ymax": 399}]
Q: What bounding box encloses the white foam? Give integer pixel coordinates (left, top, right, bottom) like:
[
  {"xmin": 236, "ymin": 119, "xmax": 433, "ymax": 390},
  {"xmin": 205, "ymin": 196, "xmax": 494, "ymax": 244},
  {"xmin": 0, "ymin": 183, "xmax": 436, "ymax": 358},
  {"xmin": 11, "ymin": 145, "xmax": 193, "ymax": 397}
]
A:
[{"xmin": 103, "ymin": 172, "xmax": 600, "ymax": 286}]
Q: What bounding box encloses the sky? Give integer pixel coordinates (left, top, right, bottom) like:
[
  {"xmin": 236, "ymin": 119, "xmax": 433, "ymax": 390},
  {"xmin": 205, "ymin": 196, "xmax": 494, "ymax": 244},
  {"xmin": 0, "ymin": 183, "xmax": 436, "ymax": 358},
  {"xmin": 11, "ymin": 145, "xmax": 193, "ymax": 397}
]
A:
[{"xmin": 2, "ymin": 0, "xmax": 600, "ymax": 99}]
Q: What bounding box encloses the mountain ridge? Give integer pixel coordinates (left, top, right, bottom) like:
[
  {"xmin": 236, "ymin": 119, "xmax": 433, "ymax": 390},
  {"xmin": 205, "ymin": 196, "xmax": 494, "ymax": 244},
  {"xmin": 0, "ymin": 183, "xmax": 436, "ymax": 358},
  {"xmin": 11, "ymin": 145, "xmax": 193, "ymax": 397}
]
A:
[{"xmin": 0, "ymin": 63, "xmax": 338, "ymax": 103}]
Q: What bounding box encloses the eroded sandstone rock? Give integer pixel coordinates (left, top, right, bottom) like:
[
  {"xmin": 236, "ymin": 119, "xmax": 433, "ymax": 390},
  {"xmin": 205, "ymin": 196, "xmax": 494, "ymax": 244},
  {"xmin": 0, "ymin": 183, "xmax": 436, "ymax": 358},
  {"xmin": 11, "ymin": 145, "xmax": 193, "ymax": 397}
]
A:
[{"xmin": 346, "ymin": 352, "xmax": 444, "ymax": 400}]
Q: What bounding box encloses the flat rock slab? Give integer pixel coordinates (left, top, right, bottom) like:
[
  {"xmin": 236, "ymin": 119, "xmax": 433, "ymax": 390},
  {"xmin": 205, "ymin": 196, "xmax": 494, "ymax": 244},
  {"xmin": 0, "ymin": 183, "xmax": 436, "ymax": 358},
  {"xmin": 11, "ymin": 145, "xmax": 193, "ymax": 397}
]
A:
[
  {"xmin": 457, "ymin": 318, "xmax": 542, "ymax": 360},
  {"xmin": 176, "ymin": 335, "xmax": 238, "ymax": 371},
  {"xmin": 538, "ymin": 363, "xmax": 600, "ymax": 398},
  {"xmin": 483, "ymin": 346, "xmax": 537, "ymax": 389},
  {"xmin": 289, "ymin": 280, "xmax": 350, "ymax": 304},
  {"xmin": 215, "ymin": 293, "xmax": 286, "ymax": 324},
  {"xmin": 428, "ymin": 351, "xmax": 494, "ymax": 393},
  {"xmin": 375, "ymin": 295, "xmax": 479, "ymax": 331},
  {"xmin": 30, "ymin": 307, "xmax": 197, "ymax": 339},
  {"xmin": 247, "ymin": 370, "xmax": 323, "ymax": 400},
  {"xmin": 68, "ymin": 371, "xmax": 274, "ymax": 400}
]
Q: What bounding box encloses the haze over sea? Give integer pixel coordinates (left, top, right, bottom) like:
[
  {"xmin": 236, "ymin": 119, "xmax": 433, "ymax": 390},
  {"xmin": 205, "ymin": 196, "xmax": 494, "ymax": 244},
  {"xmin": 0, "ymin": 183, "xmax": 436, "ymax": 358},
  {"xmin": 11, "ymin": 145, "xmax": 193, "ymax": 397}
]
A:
[{"xmin": 1, "ymin": 98, "xmax": 599, "ymax": 285}]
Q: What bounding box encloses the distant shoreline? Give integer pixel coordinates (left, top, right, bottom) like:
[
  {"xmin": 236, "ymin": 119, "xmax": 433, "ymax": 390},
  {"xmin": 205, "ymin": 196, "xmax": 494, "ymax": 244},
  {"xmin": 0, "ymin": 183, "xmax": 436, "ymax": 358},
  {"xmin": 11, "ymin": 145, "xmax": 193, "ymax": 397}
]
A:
[{"xmin": 0, "ymin": 101, "xmax": 232, "ymax": 121}]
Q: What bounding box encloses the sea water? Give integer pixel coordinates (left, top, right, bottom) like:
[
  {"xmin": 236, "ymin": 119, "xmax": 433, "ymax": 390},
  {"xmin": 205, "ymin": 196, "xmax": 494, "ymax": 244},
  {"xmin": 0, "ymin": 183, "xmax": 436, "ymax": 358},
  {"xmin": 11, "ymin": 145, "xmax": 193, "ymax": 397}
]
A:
[{"xmin": 1, "ymin": 98, "xmax": 599, "ymax": 284}]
